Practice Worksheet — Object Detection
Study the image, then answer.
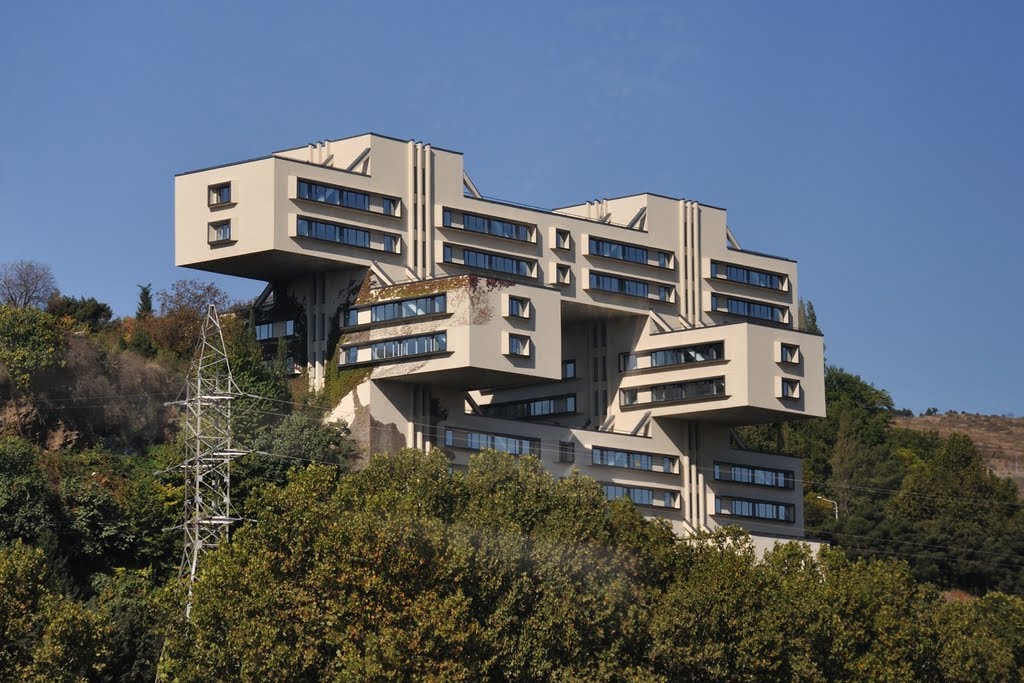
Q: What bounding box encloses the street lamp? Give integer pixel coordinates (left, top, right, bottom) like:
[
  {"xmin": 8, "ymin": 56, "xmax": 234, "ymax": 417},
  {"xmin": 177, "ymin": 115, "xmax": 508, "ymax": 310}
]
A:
[{"xmin": 815, "ymin": 495, "xmax": 839, "ymax": 521}]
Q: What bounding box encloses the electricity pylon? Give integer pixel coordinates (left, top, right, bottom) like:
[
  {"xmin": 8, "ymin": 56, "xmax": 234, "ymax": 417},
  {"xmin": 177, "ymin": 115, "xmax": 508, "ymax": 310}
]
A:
[{"xmin": 172, "ymin": 305, "xmax": 246, "ymax": 617}]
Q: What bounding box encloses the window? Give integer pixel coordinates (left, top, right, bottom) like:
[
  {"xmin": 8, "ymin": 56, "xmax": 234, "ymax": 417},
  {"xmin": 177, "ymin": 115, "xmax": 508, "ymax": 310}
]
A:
[
  {"xmin": 457, "ymin": 211, "xmax": 532, "ymax": 242},
  {"xmin": 555, "ymin": 264, "xmax": 571, "ymax": 285},
  {"xmin": 381, "ymin": 197, "xmax": 395, "ymax": 216},
  {"xmin": 444, "ymin": 428, "xmax": 540, "ymax": 456},
  {"xmin": 649, "ymin": 378, "xmax": 725, "ymax": 403},
  {"xmin": 715, "ymin": 497, "xmax": 795, "ymax": 522},
  {"xmin": 593, "ymin": 447, "xmax": 675, "ymax": 473},
  {"xmin": 208, "ymin": 220, "xmax": 231, "ymax": 243},
  {"xmin": 658, "ymin": 286, "xmax": 673, "ymax": 302},
  {"xmin": 382, "ymin": 234, "xmax": 397, "ymax": 253},
  {"xmin": 340, "ymin": 346, "xmax": 358, "ymax": 365},
  {"xmin": 508, "ymin": 334, "xmax": 530, "ymax": 357},
  {"xmin": 255, "ymin": 322, "xmax": 273, "ymax": 340},
  {"xmin": 296, "ymin": 217, "xmax": 371, "ymax": 249},
  {"xmin": 562, "ymin": 359, "xmax": 576, "ymax": 379},
  {"xmin": 781, "ymin": 378, "xmax": 800, "ymax": 399},
  {"xmin": 558, "ymin": 441, "xmax": 575, "ymax": 464},
  {"xmin": 508, "ymin": 296, "xmax": 528, "ymax": 318},
  {"xmin": 284, "ymin": 320, "xmax": 295, "ymax": 336},
  {"xmin": 589, "ymin": 237, "xmax": 647, "ymax": 264},
  {"xmin": 714, "ymin": 462, "xmax": 793, "ymax": 488},
  {"xmin": 620, "ymin": 388, "xmax": 638, "ymax": 406},
  {"xmin": 442, "ymin": 209, "xmax": 452, "ymax": 227},
  {"xmin": 641, "ymin": 342, "xmax": 724, "ymax": 370},
  {"xmin": 479, "ymin": 394, "xmax": 576, "ymax": 419},
  {"xmin": 370, "ymin": 332, "xmax": 447, "ymax": 360},
  {"xmin": 711, "ymin": 261, "xmax": 783, "ymax": 290},
  {"xmin": 369, "ymin": 294, "xmax": 446, "ymax": 323},
  {"xmin": 445, "ymin": 247, "xmax": 534, "ymax": 277},
  {"xmin": 658, "ymin": 252, "xmax": 671, "ymax": 269},
  {"xmin": 589, "ymin": 272, "xmax": 649, "ymax": 298},
  {"xmin": 603, "ymin": 484, "xmax": 676, "ymax": 508},
  {"xmin": 297, "ymin": 179, "xmax": 371, "ymax": 211},
  {"xmin": 208, "ymin": 183, "xmax": 231, "ymax": 205},
  {"xmin": 555, "ymin": 229, "xmax": 571, "ymax": 250},
  {"xmin": 711, "ymin": 294, "xmax": 786, "ymax": 323},
  {"xmin": 780, "ymin": 344, "xmax": 799, "ymax": 364}
]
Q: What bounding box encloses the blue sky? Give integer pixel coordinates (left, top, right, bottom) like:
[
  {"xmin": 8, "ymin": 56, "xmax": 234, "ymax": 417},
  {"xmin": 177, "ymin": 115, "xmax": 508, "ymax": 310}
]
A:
[{"xmin": 1, "ymin": 1, "xmax": 1021, "ymax": 415}]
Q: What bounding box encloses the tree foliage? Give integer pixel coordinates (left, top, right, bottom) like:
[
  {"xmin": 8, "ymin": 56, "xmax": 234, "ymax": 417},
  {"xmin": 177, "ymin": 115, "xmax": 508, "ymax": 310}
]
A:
[
  {"xmin": 46, "ymin": 293, "xmax": 113, "ymax": 331},
  {"xmin": 156, "ymin": 450, "xmax": 1024, "ymax": 682},
  {"xmin": 0, "ymin": 305, "xmax": 66, "ymax": 394}
]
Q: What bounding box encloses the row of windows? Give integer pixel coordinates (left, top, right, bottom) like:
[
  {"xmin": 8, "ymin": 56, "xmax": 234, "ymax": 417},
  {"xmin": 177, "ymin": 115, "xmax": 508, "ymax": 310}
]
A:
[
  {"xmin": 713, "ymin": 463, "xmax": 794, "ymax": 489},
  {"xmin": 369, "ymin": 332, "xmax": 446, "ymax": 360},
  {"xmin": 589, "ymin": 237, "xmax": 670, "ymax": 268},
  {"xmin": 443, "ymin": 429, "xmax": 540, "ymax": 456},
  {"xmin": 590, "ymin": 272, "xmax": 647, "ymax": 297},
  {"xmin": 480, "ymin": 394, "xmax": 576, "ymax": 419},
  {"xmin": 711, "ymin": 262, "xmax": 783, "ymax": 290},
  {"xmin": 715, "ymin": 497, "xmax": 795, "ymax": 523},
  {"xmin": 589, "ymin": 272, "xmax": 671, "ymax": 301},
  {"xmin": 298, "ymin": 217, "xmax": 377, "ymax": 250},
  {"xmin": 443, "ymin": 210, "xmax": 532, "ymax": 242},
  {"xmin": 620, "ymin": 342, "xmax": 724, "ymax": 372},
  {"xmin": 604, "ymin": 484, "xmax": 675, "ymax": 508},
  {"xmin": 592, "ymin": 447, "xmax": 675, "ymax": 473},
  {"xmin": 711, "ymin": 294, "xmax": 786, "ymax": 323},
  {"xmin": 255, "ymin": 320, "xmax": 295, "ymax": 341},
  {"xmin": 370, "ymin": 294, "xmax": 445, "ymax": 324},
  {"xmin": 620, "ymin": 377, "xmax": 726, "ymax": 406},
  {"xmin": 444, "ymin": 245, "xmax": 533, "ymax": 277},
  {"xmin": 298, "ymin": 179, "xmax": 396, "ymax": 215}
]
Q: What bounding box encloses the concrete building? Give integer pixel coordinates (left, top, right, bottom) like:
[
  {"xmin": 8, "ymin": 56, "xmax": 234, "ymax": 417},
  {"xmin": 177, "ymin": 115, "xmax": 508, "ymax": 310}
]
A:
[{"xmin": 175, "ymin": 132, "xmax": 825, "ymax": 544}]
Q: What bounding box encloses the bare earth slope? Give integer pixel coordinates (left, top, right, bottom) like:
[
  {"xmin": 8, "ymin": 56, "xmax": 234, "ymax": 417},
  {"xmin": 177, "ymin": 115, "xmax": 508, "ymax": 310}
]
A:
[{"xmin": 894, "ymin": 414, "xmax": 1024, "ymax": 493}]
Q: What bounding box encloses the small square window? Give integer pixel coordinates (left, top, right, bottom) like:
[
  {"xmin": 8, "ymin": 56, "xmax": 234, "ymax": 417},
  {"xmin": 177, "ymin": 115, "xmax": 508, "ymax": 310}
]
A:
[
  {"xmin": 381, "ymin": 197, "xmax": 394, "ymax": 216},
  {"xmin": 556, "ymin": 264, "xmax": 571, "ymax": 285},
  {"xmin": 382, "ymin": 234, "xmax": 397, "ymax": 253},
  {"xmin": 781, "ymin": 378, "xmax": 800, "ymax": 399},
  {"xmin": 508, "ymin": 296, "xmax": 529, "ymax": 318},
  {"xmin": 658, "ymin": 286, "xmax": 672, "ymax": 302},
  {"xmin": 780, "ymin": 343, "xmax": 800, "ymax": 364},
  {"xmin": 558, "ymin": 440, "xmax": 575, "ymax": 464},
  {"xmin": 555, "ymin": 229, "xmax": 571, "ymax": 250},
  {"xmin": 341, "ymin": 347, "xmax": 358, "ymax": 365},
  {"xmin": 208, "ymin": 183, "xmax": 231, "ymax": 206},
  {"xmin": 208, "ymin": 220, "xmax": 231, "ymax": 243},
  {"xmin": 658, "ymin": 252, "xmax": 671, "ymax": 269},
  {"xmin": 508, "ymin": 334, "xmax": 530, "ymax": 357},
  {"xmin": 562, "ymin": 359, "xmax": 576, "ymax": 379}
]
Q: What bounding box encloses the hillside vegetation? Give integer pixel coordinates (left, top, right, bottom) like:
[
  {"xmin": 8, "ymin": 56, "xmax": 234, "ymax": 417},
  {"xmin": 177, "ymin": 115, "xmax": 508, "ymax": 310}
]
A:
[
  {"xmin": 0, "ymin": 261, "xmax": 1022, "ymax": 681},
  {"xmin": 895, "ymin": 413, "xmax": 1024, "ymax": 492}
]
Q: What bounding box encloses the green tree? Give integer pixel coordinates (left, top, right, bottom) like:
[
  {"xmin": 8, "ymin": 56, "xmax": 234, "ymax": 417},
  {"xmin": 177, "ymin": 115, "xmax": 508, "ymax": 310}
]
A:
[
  {"xmin": 136, "ymin": 283, "xmax": 153, "ymax": 319},
  {"xmin": 45, "ymin": 294, "xmax": 113, "ymax": 330},
  {"xmin": 0, "ymin": 305, "xmax": 66, "ymax": 393}
]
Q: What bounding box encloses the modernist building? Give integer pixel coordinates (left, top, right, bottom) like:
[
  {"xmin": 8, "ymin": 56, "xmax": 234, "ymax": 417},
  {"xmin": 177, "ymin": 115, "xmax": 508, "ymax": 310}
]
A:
[{"xmin": 175, "ymin": 133, "xmax": 825, "ymax": 544}]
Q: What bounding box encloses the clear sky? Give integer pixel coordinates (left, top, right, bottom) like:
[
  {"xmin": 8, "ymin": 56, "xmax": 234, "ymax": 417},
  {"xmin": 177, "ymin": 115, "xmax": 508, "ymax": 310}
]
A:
[{"xmin": 1, "ymin": 1, "xmax": 1021, "ymax": 416}]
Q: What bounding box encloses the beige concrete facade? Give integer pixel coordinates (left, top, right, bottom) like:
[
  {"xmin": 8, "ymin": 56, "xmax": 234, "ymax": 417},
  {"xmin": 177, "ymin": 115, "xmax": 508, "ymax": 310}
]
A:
[{"xmin": 175, "ymin": 132, "xmax": 825, "ymax": 542}]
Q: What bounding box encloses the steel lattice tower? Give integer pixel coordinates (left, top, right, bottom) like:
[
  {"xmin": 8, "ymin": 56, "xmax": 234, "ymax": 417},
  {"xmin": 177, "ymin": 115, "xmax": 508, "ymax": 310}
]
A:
[{"xmin": 174, "ymin": 305, "xmax": 246, "ymax": 617}]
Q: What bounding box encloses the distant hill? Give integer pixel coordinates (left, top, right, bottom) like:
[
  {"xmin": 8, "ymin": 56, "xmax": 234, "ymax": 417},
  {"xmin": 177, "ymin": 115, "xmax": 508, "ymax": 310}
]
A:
[{"xmin": 894, "ymin": 413, "xmax": 1023, "ymax": 493}]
